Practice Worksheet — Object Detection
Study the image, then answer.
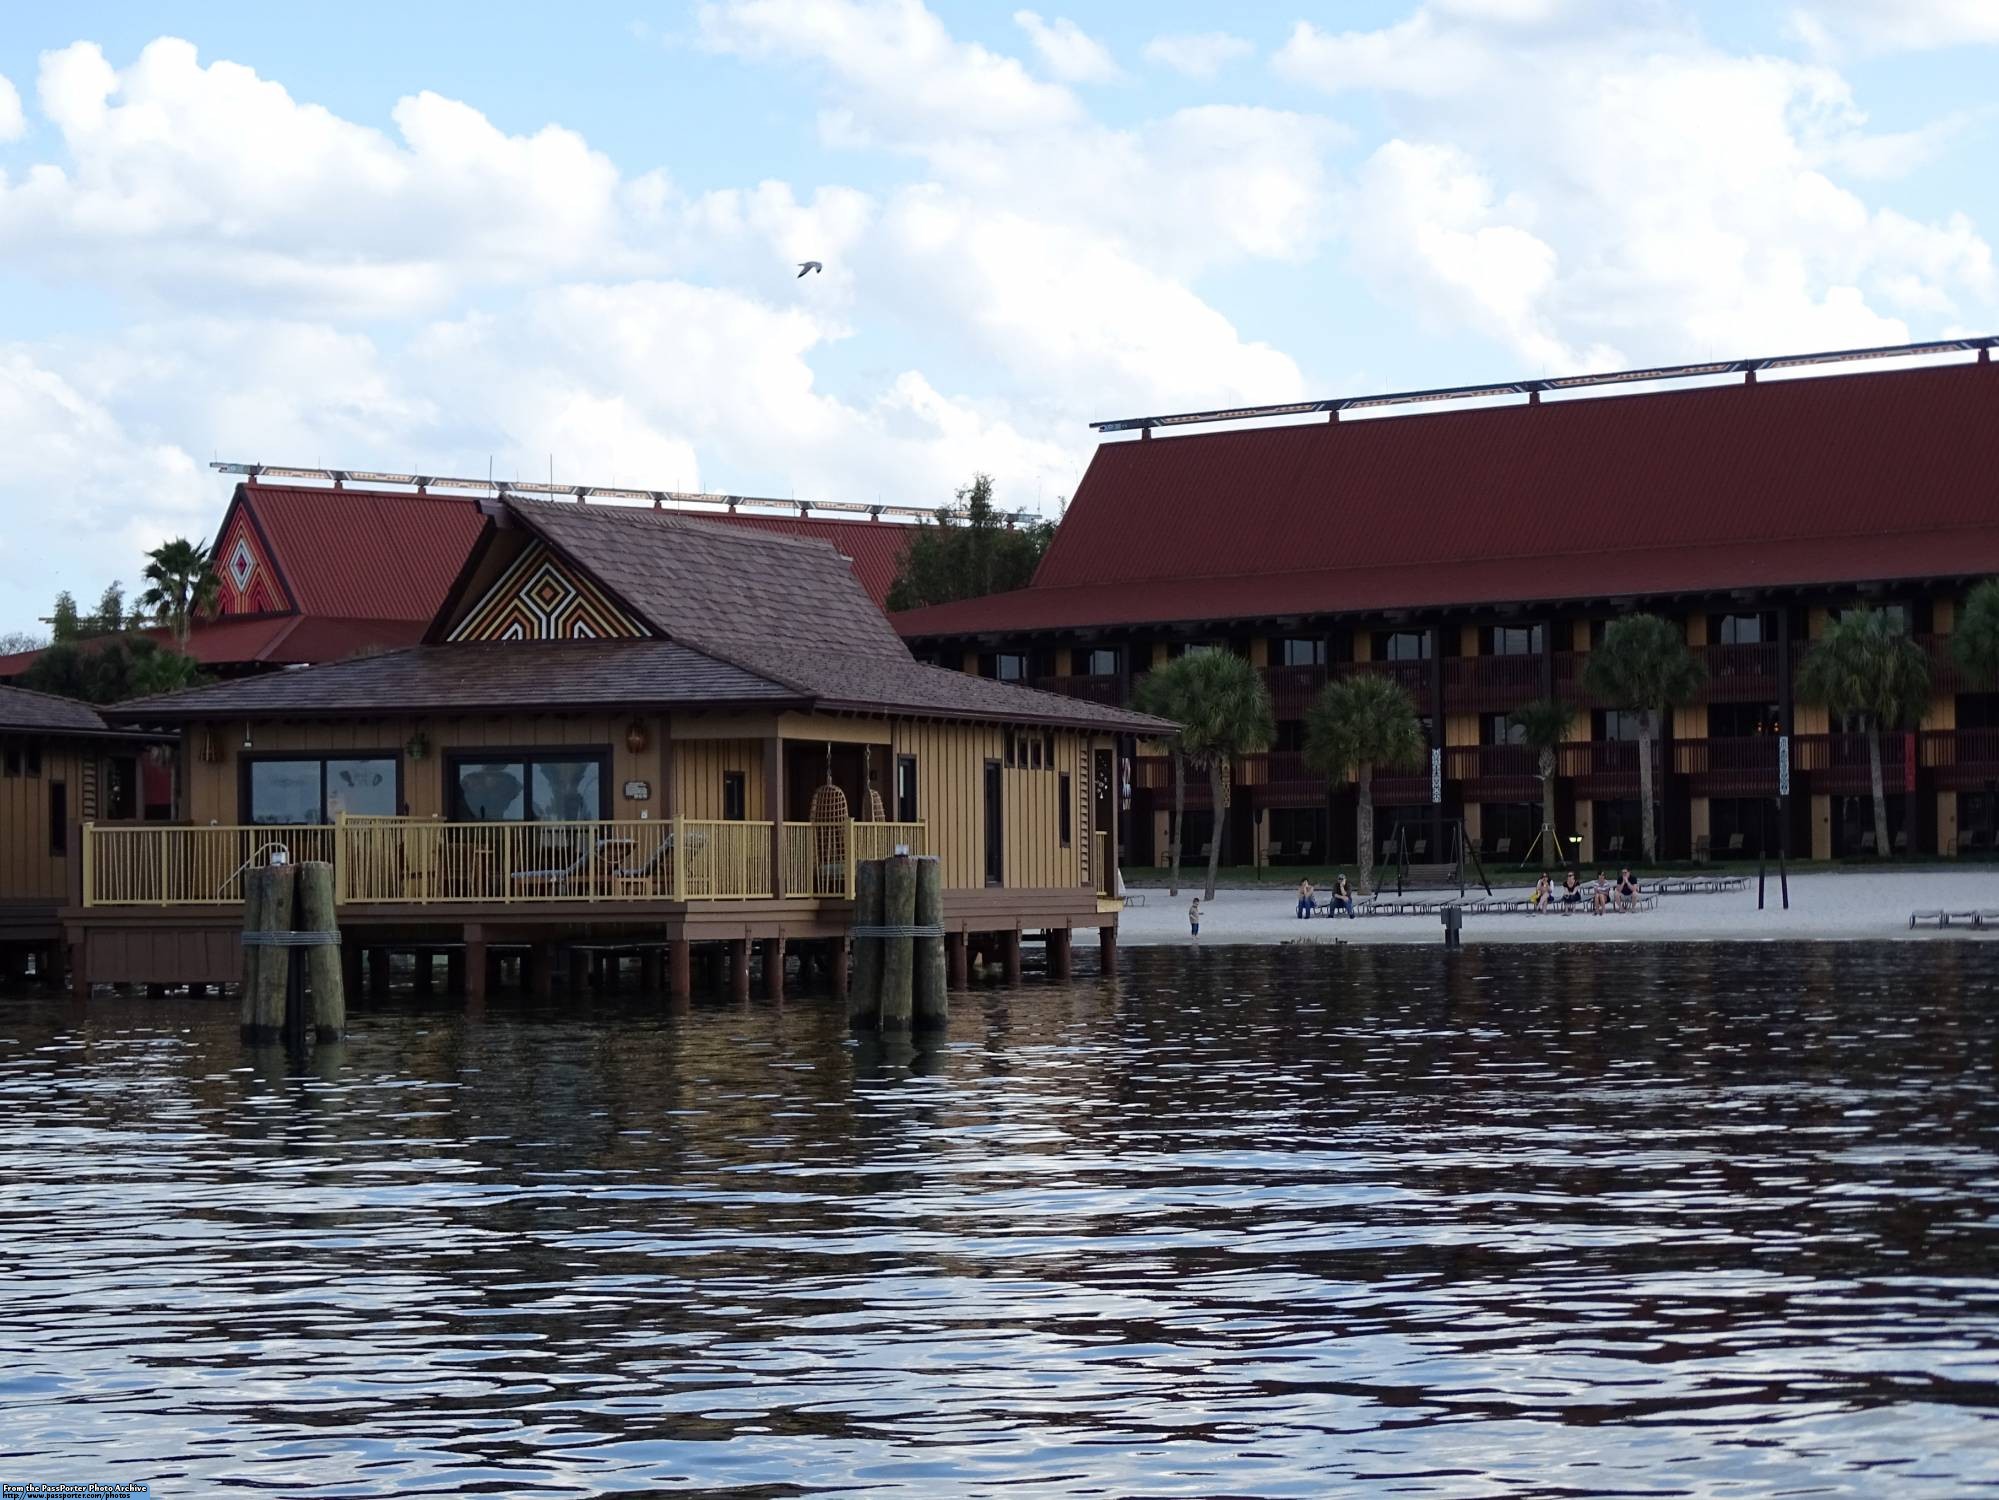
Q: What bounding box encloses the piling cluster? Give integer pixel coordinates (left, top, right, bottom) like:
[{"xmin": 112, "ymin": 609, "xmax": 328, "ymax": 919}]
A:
[
  {"xmin": 240, "ymin": 861, "xmax": 346, "ymax": 1044},
  {"xmin": 848, "ymin": 854, "xmax": 946, "ymax": 1032}
]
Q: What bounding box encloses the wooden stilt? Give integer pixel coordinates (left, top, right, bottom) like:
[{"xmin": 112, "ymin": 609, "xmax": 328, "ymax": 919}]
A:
[
  {"xmin": 761, "ymin": 937, "xmax": 785, "ymax": 1000},
  {"xmin": 568, "ymin": 944, "xmax": 590, "ymax": 994},
  {"xmin": 366, "ymin": 947, "xmax": 390, "ymax": 997},
  {"xmin": 531, "ymin": 943, "xmax": 556, "ymax": 999},
  {"xmin": 243, "ymin": 864, "xmax": 295, "ymax": 1042},
  {"xmin": 914, "ymin": 856, "xmax": 947, "ymax": 1029},
  {"xmin": 828, "ymin": 939, "xmax": 849, "ymax": 1006},
  {"xmin": 464, "ymin": 927, "xmax": 489, "ymax": 1006},
  {"xmin": 297, "ymin": 861, "xmax": 344, "ymax": 1041},
  {"xmin": 668, "ymin": 939, "xmax": 692, "ymax": 1006},
  {"xmin": 1048, "ymin": 927, "xmax": 1072, "ymax": 982},
  {"xmin": 947, "ymin": 931, "xmax": 968, "ymax": 990},
  {"xmin": 851, "ymin": 859, "xmax": 884, "ymax": 1027},
  {"xmin": 1099, "ymin": 923, "xmax": 1118, "ymax": 974},
  {"xmin": 1002, "ymin": 928, "xmax": 1023, "ymax": 986},
  {"xmin": 730, "ymin": 938, "xmax": 751, "ymax": 1003},
  {"xmin": 413, "ymin": 949, "xmax": 435, "ymax": 995},
  {"xmin": 68, "ymin": 943, "xmax": 88, "ymax": 1002},
  {"xmin": 880, "ymin": 855, "xmax": 916, "ymax": 1029}
]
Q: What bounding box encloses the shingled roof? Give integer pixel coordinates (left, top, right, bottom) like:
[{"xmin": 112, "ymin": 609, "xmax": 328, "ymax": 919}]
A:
[
  {"xmin": 0, "ymin": 684, "xmax": 119, "ymax": 736},
  {"xmin": 116, "ymin": 498, "xmax": 1172, "ymax": 735}
]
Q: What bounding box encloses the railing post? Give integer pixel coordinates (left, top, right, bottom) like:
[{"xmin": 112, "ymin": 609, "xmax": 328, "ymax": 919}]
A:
[
  {"xmin": 158, "ymin": 827, "xmax": 170, "ymax": 907},
  {"xmin": 673, "ymin": 815, "xmax": 686, "ymax": 902},
  {"xmin": 334, "ymin": 812, "xmax": 347, "ymax": 907},
  {"xmin": 845, "ymin": 819, "xmax": 857, "ymax": 899},
  {"xmin": 501, "ymin": 824, "xmax": 514, "ymax": 903},
  {"xmin": 82, "ymin": 822, "xmax": 96, "ymax": 908}
]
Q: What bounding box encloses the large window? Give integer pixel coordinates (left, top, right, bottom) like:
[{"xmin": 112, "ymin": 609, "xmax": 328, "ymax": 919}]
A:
[
  {"xmin": 1483, "ymin": 624, "xmax": 1544, "ymax": 656},
  {"xmin": 1075, "ymin": 647, "xmax": 1119, "ymax": 676},
  {"xmin": 1377, "ymin": 630, "xmax": 1431, "ymax": 662},
  {"xmin": 896, "ymin": 755, "xmax": 919, "ymax": 822},
  {"xmin": 1483, "ymin": 713, "xmax": 1527, "ymax": 746},
  {"xmin": 1278, "ymin": 637, "xmax": 1327, "ymax": 667},
  {"xmin": 722, "ymin": 771, "xmax": 748, "ymax": 821},
  {"xmin": 247, "ymin": 756, "xmax": 397, "ymax": 824},
  {"xmin": 448, "ymin": 752, "xmax": 605, "ymax": 822},
  {"xmin": 1715, "ymin": 612, "xmax": 1771, "ymax": 645},
  {"xmin": 1597, "ymin": 709, "xmax": 1646, "ymax": 742}
]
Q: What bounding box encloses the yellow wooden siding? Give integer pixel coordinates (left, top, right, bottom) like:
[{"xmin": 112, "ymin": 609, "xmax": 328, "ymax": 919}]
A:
[
  {"xmin": 1935, "ymin": 599, "xmax": 1955, "ymax": 634},
  {"xmin": 1684, "ymin": 614, "xmax": 1708, "ymax": 646},
  {"xmin": 1444, "ymin": 714, "xmax": 1478, "ymax": 748},
  {"xmin": 0, "ymin": 738, "xmax": 89, "ymax": 900},
  {"xmin": 671, "ymin": 738, "xmax": 768, "ymax": 821},
  {"xmin": 1674, "ymin": 704, "xmax": 1708, "ymax": 739}
]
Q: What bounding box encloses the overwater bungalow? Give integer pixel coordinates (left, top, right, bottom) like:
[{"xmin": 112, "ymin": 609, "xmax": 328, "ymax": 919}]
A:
[
  {"xmin": 73, "ymin": 494, "xmax": 1167, "ymax": 1000},
  {"xmin": 0, "ymin": 685, "xmax": 171, "ymax": 981}
]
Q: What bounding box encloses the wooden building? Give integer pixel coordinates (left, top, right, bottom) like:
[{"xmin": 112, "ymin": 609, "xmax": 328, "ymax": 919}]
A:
[
  {"xmin": 73, "ymin": 495, "xmax": 1166, "ymax": 998},
  {"xmin": 0, "ymin": 686, "xmax": 169, "ymax": 979},
  {"xmin": 894, "ymin": 342, "xmax": 1999, "ymax": 866}
]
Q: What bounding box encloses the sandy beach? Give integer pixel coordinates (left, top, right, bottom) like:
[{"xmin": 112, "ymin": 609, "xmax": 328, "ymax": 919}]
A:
[{"xmin": 1118, "ymin": 870, "xmax": 1999, "ymax": 945}]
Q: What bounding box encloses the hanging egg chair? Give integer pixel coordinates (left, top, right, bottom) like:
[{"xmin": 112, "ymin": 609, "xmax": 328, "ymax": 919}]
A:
[{"xmin": 810, "ymin": 743, "xmax": 850, "ymax": 890}]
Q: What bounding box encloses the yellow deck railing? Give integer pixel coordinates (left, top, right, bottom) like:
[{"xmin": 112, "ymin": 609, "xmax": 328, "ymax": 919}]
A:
[
  {"xmin": 84, "ymin": 824, "xmax": 337, "ymax": 906},
  {"xmin": 82, "ymin": 818, "xmax": 927, "ymax": 907}
]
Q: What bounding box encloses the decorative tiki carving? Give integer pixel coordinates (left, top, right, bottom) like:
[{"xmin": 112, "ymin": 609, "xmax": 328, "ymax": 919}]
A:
[{"xmin": 449, "ymin": 541, "xmax": 645, "ymax": 642}]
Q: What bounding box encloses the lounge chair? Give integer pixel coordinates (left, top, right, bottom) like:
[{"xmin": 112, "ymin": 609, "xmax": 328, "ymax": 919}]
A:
[
  {"xmin": 1267, "ymin": 840, "xmax": 1286, "ymax": 865},
  {"xmin": 1492, "ymin": 836, "xmax": 1512, "ymax": 859},
  {"xmin": 1725, "ymin": 832, "xmax": 1746, "ymax": 856},
  {"xmin": 1605, "ymin": 834, "xmax": 1625, "ymax": 858},
  {"xmin": 511, "ymin": 835, "xmax": 605, "ymax": 891},
  {"xmin": 1858, "ymin": 830, "xmax": 1877, "ymax": 856}
]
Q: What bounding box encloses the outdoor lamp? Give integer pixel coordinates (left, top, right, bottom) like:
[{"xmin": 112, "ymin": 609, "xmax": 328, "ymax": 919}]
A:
[
  {"xmin": 405, "ymin": 730, "xmax": 430, "ymax": 762},
  {"xmin": 626, "ymin": 720, "xmax": 649, "ymax": 754}
]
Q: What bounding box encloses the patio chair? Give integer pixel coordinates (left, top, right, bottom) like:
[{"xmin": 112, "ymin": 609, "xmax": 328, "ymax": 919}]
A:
[
  {"xmin": 1858, "ymin": 829, "xmax": 1877, "ymax": 856},
  {"xmin": 1893, "ymin": 828, "xmax": 1910, "ymax": 855},
  {"xmin": 1725, "ymin": 833, "xmax": 1745, "ymax": 856},
  {"xmin": 1267, "ymin": 841, "xmax": 1286, "ymax": 864},
  {"xmin": 1693, "ymin": 834, "xmax": 1711, "ymax": 863},
  {"xmin": 510, "ymin": 835, "xmax": 598, "ymax": 892},
  {"xmin": 613, "ymin": 832, "xmax": 678, "ymax": 895},
  {"xmin": 1605, "ymin": 834, "xmax": 1625, "ymax": 858},
  {"xmin": 1961, "ymin": 828, "xmax": 1990, "ymax": 857},
  {"xmin": 1492, "ymin": 836, "xmax": 1512, "ymax": 859}
]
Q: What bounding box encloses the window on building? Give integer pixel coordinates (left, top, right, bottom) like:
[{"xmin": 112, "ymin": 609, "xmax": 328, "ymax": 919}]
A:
[
  {"xmin": 448, "ymin": 752, "xmax": 604, "ymax": 822},
  {"xmin": 24, "ymin": 744, "xmax": 42, "ymax": 777},
  {"xmin": 1597, "ymin": 709, "xmax": 1646, "ymax": 742},
  {"xmin": 1483, "ymin": 624, "xmax": 1544, "ymax": 656},
  {"xmin": 1059, "ymin": 772, "xmax": 1073, "ymax": 846},
  {"xmin": 1715, "ymin": 613, "xmax": 1770, "ymax": 645},
  {"xmin": 1029, "ymin": 734, "xmax": 1043, "ymax": 770},
  {"xmin": 49, "ymin": 783, "xmax": 67, "ymax": 856},
  {"xmin": 1273, "ymin": 719, "xmax": 1306, "ymax": 752},
  {"xmin": 1278, "ymin": 637, "xmax": 1327, "ymax": 667},
  {"xmin": 722, "ymin": 771, "xmax": 747, "ymax": 821},
  {"xmin": 248, "ymin": 756, "xmax": 398, "ymax": 824},
  {"xmin": 990, "ymin": 652, "xmax": 1030, "ymax": 682},
  {"xmin": 1710, "ymin": 702, "xmax": 1782, "ymax": 737},
  {"xmin": 1377, "ymin": 630, "xmax": 1431, "ymax": 662},
  {"xmin": 896, "ymin": 755, "xmax": 918, "ymax": 823},
  {"xmin": 1483, "ymin": 713, "xmax": 1527, "ymax": 746},
  {"xmin": 1076, "ymin": 647, "xmax": 1119, "ymax": 676}
]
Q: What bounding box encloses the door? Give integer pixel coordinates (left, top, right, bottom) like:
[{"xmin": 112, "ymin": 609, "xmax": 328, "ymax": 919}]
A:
[{"xmin": 984, "ymin": 759, "xmax": 1004, "ymax": 886}]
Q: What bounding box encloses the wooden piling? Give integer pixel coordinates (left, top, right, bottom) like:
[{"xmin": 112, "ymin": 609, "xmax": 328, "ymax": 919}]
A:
[
  {"xmin": 829, "ymin": 939, "xmax": 849, "ymax": 1006},
  {"xmin": 297, "ymin": 861, "xmax": 344, "ymax": 1041},
  {"xmin": 239, "ymin": 865, "xmax": 270, "ymax": 1035},
  {"xmin": 1048, "ymin": 926, "xmax": 1072, "ymax": 983},
  {"xmin": 947, "ymin": 931, "xmax": 968, "ymax": 990},
  {"xmin": 464, "ymin": 927, "xmax": 489, "ymax": 1006},
  {"xmin": 1099, "ymin": 923, "xmax": 1118, "ymax": 975},
  {"xmin": 1002, "ymin": 928, "xmax": 1023, "ymax": 985},
  {"xmin": 850, "ymin": 858, "xmax": 884, "ymax": 1027},
  {"xmin": 914, "ymin": 856, "xmax": 947, "ymax": 1029},
  {"xmin": 242, "ymin": 864, "xmax": 295, "ymax": 1042},
  {"xmin": 880, "ymin": 854, "xmax": 916, "ymax": 1030},
  {"xmin": 761, "ymin": 937, "xmax": 786, "ymax": 1000},
  {"xmin": 729, "ymin": 938, "xmax": 752, "ymax": 1003}
]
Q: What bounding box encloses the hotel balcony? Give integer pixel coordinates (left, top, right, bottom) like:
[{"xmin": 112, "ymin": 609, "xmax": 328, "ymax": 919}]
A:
[
  {"xmin": 1441, "ymin": 654, "xmax": 1542, "ymax": 713},
  {"xmin": 1263, "ymin": 664, "xmax": 1328, "ymax": 720},
  {"xmin": 1920, "ymin": 728, "xmax": 1999, "ymax": 790},
  {"xmin": 1696, "ymin": 642, "xmax": 1781, "ymax": 703},
  {"xmin": 1333, "ymin": 659, "xmax": 1431, "ymax": 699},
  {"xmin": 1032, "ymin": 673, "xmax": 1126, "ymax": 708},
  {"xmin": 1443, "ymin": 744, "xmax": 1541, "ymax": 803}
]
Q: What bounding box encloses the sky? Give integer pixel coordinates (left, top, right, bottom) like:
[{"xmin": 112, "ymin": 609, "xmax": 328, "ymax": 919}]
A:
[{"xmin": 0, "ymin": 0, "xmax": 1995, "ymax": 637}]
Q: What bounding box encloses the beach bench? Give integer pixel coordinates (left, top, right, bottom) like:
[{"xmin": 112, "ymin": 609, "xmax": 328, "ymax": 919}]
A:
[{"xmin": 1909, "ymin": 909, "xmax": 1999, "ymax": 930}]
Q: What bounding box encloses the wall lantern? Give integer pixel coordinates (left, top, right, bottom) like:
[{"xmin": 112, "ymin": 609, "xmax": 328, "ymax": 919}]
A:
[
  {"xmin": 625, "ymin": 720, "xmax": 649, "ymax": 754},
  {"xmin": 405, "ymin": 730, "xmax": 431, "ymax": 762},
  {"xmin": 201, "ymin": 730, "xmax": 223, "ymax": 765}
]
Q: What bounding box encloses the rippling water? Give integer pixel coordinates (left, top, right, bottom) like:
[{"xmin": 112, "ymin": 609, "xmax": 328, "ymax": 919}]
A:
[{"xmin": 3, "ymin": 943, "xmax": 1998, "ymax": 1496}]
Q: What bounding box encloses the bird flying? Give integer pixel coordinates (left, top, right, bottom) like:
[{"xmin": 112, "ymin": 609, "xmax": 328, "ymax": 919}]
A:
[{"xmin": 797, "ymin": 261, "xmax": 823, "ymax": 277}]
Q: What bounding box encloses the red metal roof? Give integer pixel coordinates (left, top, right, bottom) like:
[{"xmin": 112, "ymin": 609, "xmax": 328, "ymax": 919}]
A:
[
  {"xmin": 894, "ymin": 357, "xmax": 1999, "ymax": 636},
  {"xmin": 685, "ymin": 511, "xmax": 916, "ymax": 608},
  {"xmin": 237, "ymin": 484, "xmax": 487, "ymax": 621}
]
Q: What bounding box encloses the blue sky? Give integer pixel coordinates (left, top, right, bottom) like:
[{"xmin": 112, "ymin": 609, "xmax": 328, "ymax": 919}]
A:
[{"xmin": 0, "ymin": 0, "xmax": 1995, "ymax": 636}]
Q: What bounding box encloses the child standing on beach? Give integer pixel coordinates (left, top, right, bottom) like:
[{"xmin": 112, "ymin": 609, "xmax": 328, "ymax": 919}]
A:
[{"xmin": 1188, "ymin": 898, "xmax": 1201, "ymax": 939}]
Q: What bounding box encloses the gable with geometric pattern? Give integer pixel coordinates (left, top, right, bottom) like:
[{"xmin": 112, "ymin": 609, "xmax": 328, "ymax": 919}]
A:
[
  {"xmin": 214, "ymin": 505, "xmax": 291, "ymax": 616},
  {"xmin": 448, "ymin": 540, "xmax": 646, "ymax": 642}
]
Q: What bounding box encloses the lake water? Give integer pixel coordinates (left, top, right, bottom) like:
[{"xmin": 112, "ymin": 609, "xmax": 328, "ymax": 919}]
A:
[{"xmin": 3, "ymin": 944, "xmax": 1997, "ymax": 1497}]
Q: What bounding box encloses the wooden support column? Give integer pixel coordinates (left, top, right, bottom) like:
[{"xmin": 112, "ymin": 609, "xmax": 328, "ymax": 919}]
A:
[
  {"xmin": 1002, "ymin": 928, "xmax": 1023, "ymax": 985},
  {"xmin": 412, "ymin": 949, "xmax": 434, "ymax": 995},
  {"xmin": 68, "ymin": 943, "xmax": 88, "ymax": 1002},
  {"xmin": 464, "ymin": 926, "xmax": 489, "ymax": 1006},
  {"xmin": 1098, "ymin": 922, "xmax": 1118, "ymax": 975},
  {"xmin": 568, "ymin": 944, "xmax": 590, "ymax": 993},
  {"xmin": 668, "ymin": 939, "xmax": 692, "ymax": 1006},
  {"xmin": 530, "ymin": 943, "xmax": 556, "ymax": 999},
  {"xmin": 730, "ymin": 938, "xmax": 752, "ymax": 1002},
  {"xmin": 765, "ymin": 731, "xmax": 785, "ymax": 899},
  {"xmin": 761, "ymin": 937, "xmax": 785, "ymax": 1000},
  {"xmin": 367, "ymin": 948, "xmax": 390, "ymax": 997},
  {"xmin": 446, "ymin": 947, "xmax": 466, "ymax": 994},
  {"xmin": 947, "ymin": 931, "xmax": 969, "ymax": 990},
  {"xmin": 828, "ymin": 939, "xmax": 848, "ymax": 1005},
  {"xmin": 641, "ymin": 947, "xmax": 664, "ymax": 994},
  {"xmin": 1048, "ymin": 927, "xmax": 1073, "ymax": 982}
]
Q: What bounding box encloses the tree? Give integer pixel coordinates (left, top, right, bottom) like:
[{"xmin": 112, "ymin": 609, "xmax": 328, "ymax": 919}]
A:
[
  {"xmin": 885, "ymin": 474, "xmax": 1056, "ymax": 611},
  {"xmin": 1796, "ymin": 607, "xmax": 1931, "ymax": 858},
  {"xmin": 1508, "ymin": 697, "xmax": 1575, "ymax": 870},
  {"xmin": 1167, "ymin": 650, "xmax": 1275, "ymax": 899},
  {"xmin": 20, "ymin": 636, "xmax": 204, "ymax": 705},
  {"xmin": 0, "ymin": 630, "xmax": 45, "ymax": 656},
  {"xmin": 50, "ymin": 592, "xmax": 81, "ymax": 644},
  {"xmin": 138, "ymin": 537, "xmax": 219, "ymax": 649},
  {"xmin": 1303, "ymin": 673, "xmax": 1426, "ymax": 893},
  {"xmin": 1954, "ymin": 579, "xmax": 1999, "ymax": 690},
  {"xmin": 93, "ymin": 581, "xmax": 127, "ymax": 636},
  {"xmin": 1582, "ymin": 615, "xmax": 1706, "ymax": 864},
  {"xmin": 1131, "ymin": 661, "xmax": 1194, "ymax": 897}
]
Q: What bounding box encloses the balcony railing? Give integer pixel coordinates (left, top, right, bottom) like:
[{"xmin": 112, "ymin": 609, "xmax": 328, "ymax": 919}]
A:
[
  {"xmin": 1920, "ymin": 728, "xmax": 1999, "ymax": 789},
  {"xmin": 1263, "ymin": 664, "xmax": 1329, "ymax": 720},
  {"xmin": 84, "ymin": 817, "xmax": 929, "ymax": 908},
  {"xmin": 1441, "ymin": 654, "xmax": 1542, "ymax": 713},
  {"xmin": 1916, "ymin": 634, "xmax": 1961, "ymax": 694},
  {"xmin": 1444, "ymin": 744, "xmax": 1541, "ymax": 800},
  {"xmin": 1551, "ymin": 652, "xmax": 1599, "ymax": 708},
  {"xmin": 1697, "ymin": 642, "xmax": 1781, "ymax": 703},
  {"xmin": 1334, "ymin": 659, "xmax": 1431, "ymax": 700},
  {"xmin": 1791, "ymin": 732, "xmax": 1911, "ymax": 796},
  {"xmin": 1033, "ymin": 673, "xmax": 1125, "ymax": 707},
  {"xmin": 1673, "ymin": 735, "xmax": 1779, "ymax": 797},
  {"xmin": 1560, "ymin": 739, "xmax": 1642, "ymax": 797}
]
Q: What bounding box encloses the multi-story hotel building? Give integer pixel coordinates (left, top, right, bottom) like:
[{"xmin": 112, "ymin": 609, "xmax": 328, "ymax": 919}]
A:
[{"xmin": 893, "ymin": 340, "xmax": 1999, "ymax": 867}]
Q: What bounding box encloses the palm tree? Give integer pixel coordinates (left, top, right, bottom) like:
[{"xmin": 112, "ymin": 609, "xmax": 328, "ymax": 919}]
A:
[
  {"xmin": 138, "ymin": 537, "xmax": 218, "ymax": 650},
  {"xmin": 1303, "ymin": 673, "xmax": 1426, "ymax": 893},
  {"xmin": 1953, "ymin": 578, "xmax": 1999, "ymax": 690},
  {"xmin": 1508, "ymin": 697, "xmax": 1575, "ymax": 870},
  {"xmin": 1168, "ymin": 650, "xmax": 1275, "ymax": 899},
  {"xmin": 1582, "ymin": 615, "xmax": 1706, "ymax": 864},
  {"xmin": 1132, "ymin": 661, "xmax": 1194, "ymax": 897},
  {"xmin": 1796, "ymin": 607, "xmax": 1931, "ymax": 858}
]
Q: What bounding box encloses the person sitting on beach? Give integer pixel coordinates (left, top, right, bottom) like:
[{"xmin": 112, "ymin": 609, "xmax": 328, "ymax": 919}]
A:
[
  {"xmin": 1560, "ymin": 871, "xmax": 1583, "ymax": 907},
  {"xmin": 1530, "ymin": 873, "xmax": 1552, "ymax": 909},
  {"xmin": 1330, "ymin": 874, "xmax": 1355, "ymax": 918},
  {"xmin": 1591, "ymin": 871, "xmax": 1612, "ymax": 913},
  {"xmin": 1616, "ymin": 867, "xmax": 1640, "ymax": 912},
  {"xmin": 1296, "ymin": 878, "xmax": 1316, "ymax": 919}
]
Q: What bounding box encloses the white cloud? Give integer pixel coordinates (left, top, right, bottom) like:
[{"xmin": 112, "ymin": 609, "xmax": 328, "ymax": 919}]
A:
[
  {"xmin": 1012, "ymin": 11, "xmax": 1119, "ymax": 83},
  {"xmin": 1141, "ymin": 32, "xmax": 1253, "ymax": 79},
  {"xmin": 1789, "ymin": 0, "xmax": 1999, "ymax": 54},
  {"xmin": 1279, "ymin": 3, "xmax": 1996, "ymax": 370},
  {"xmin": 0, "ymin": 74, "xmax": 24, "ymax": 141}
]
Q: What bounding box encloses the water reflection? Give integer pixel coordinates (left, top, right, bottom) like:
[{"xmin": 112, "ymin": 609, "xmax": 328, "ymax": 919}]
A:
[{"xmin": 2, "ymin": 943, "xmax": 1996, "ymax": 1496}]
